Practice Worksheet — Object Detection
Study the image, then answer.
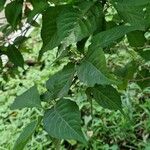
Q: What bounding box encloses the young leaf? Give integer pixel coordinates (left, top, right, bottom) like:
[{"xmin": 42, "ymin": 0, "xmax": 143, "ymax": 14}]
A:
[
  {"xmin": 13, "ymin": 120, "xmax": 38, "ymax": 150},
  {"xmin": 43, "ymin": 99, "xmax": 87, "ymax": 144},
  {"xmin": 46, "ymin": 63, "xmax": 75, "ymax": 101},
  {"xmin": 77, "ymin": 48, "xmax": 116, "ymax": 87},
  {"xmin": 90, "ymin": 25, "xmax": 136, "ymax": 50},
  {"xmin": 90, "ymin": 85, "xmax": 122, "ymax": 111},
  {"xmin": 5, "ymin": 1, "xmax": 23, "ymax": 29},
  {"xmin": 10, "ymin": 85, "xmax": 41, "ymax": 110},
  {"xmin": 7, "ymin": 45, "xmax": 24, "ymax": 68}
]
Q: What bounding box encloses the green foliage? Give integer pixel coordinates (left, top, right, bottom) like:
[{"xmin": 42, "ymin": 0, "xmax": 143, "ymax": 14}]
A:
[
  {"xmin": 27, "ymin": 0, "xmax": 48, "ymax": 22},
  {"xmin": 114, "ymin": 61, "xmax": 138, "ymax": 89},
  {"xmin": 90, "ymin": 25, "xmax": 136, "ymax": 50},
  {"xmin": 77, "ymin": 48, "xmax": 113, "ymax": 86},
  {"xmin": 5, "ymin": 1, "xmax": 23, "ymax": 29},
  {"xmin": 56, "ymin": 1, "xmax": 102, "ymax": 44},
  {"xmin": 138, "ymin": 49, "xmax": 150, "ymax": 61},
  {"xmin": 10, "ymin": 86, "xmax": 41, "ymax": 109},
  {"xmin": 46, "ymin": 63, "xmax": 75, "ymax": 101},
  {"xmin": 13, "ymin": 120, "xmax": 38, "ymax": 150},
  {"xmin": 127, "ymin": 30, "xmax": 146, "ymax": 47},
  {"xmin": 6, "ymin": 45, "xmax": 24, "ymax": 68},
  {"xmin": 113, "ymin": 0, "xmax": 150, "ymax": 30},
  {"xmin": 0, "ymin": 0, "xmax": 150, "ymax": 149},
  {"xmin": 136, "ymin": 68, "xmax": 150, "ymax": 89},
  {"xmin": 43, "ymin": 99, "xmax": 87, "ymax": 144},
  {"xmin": 40, "ymin": 6, "xmax": 63, "ymax": 57},
  {"xmin": 0, "ymin": 0, "xmax": 6, "ymax": 11},
  {"xmin": 90, "ymin": 85, "xmax": 122, "ymax": 111}
]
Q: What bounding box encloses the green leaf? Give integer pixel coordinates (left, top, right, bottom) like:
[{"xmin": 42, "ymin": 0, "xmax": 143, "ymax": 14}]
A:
[
  {"xmin": 7, "ymin": 45, "xmax": 24, "ymax": 68},
  {"xmin": 40, "ymin": 91, "xmax": 52, "ymax": 102},
  {"xmin": 5, "ymin": 1, "xmax": 23, "ymax": 29},
  {"xmin": 145, "ymin": 4, "xmax": 150, "ymax": 28},
  {"xmin": 113, "ymin": 0, "xmax": 150, "ymax": 30},
  {"xmin": 116, "ymin": 61, "xmax": 138, "ymax": 80},
  {"xmin": 27, "ymin": 0, "xmax": 48, "ymax": 22},
  {"xmin": 39, "ymin": 2, "xmax": 103, "ymax": 58},
  {"xmin": 77, "ymin": 47, "xmax": 116, "ymax": 87},
  {"xmin": 90, "ymin": 25, "xmax": 136, "ymax": 50},
  {"xmin": 13, "ymin": 36, "xmax": 29, "ymax": 46},
  {"xmin": 114, "ymin": 61, "xmax": 138, "ymax": 89},
  {"xmin": 39, "ymin": 6, "xmax": 63, "ymax": 58},
  {"xmin": 43, "ymin": 99, "xmax": 87, "ymax": 144},
  {"xmin": 90, "ymin": 85, "xmax": 122, "ymax": 111},
  {"xmin": 48, "ymin": 0, "xmax": 76, "ymax": 5},
  {"xmin": 76, "ymin": 38, "xmax": 88, "ymax": 54},
  {"xmin": 0, "ymin": 0, "xmax": 6, "ymax": 11},
  {"xmin": 11, "ymin": 85, "xmax": 41, "ymax": 110},
  {"xmin": 138, "ymin": 49, "xmax": 150, "ymax": 61},
  {"xmin": 46, "ymin": 63, "xmax": 75, "ymax": 100},
  {"xmin": 57, "ymin": 1, "xmax": 103, "ymax": 44},
  {"xmin": 13, "ymin": 120, "xmax": 38, "ymax": 150},
  {"xmin": 136, "ymin": 68, "xmax": 150, "ymax": 89},
  {"xmin": 113, "ymin": 0, "xmax": 150, "ymax": 5},
  {"xmin": 127, "ymin": 30, "xmax": 146, "ymax": 47}
]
